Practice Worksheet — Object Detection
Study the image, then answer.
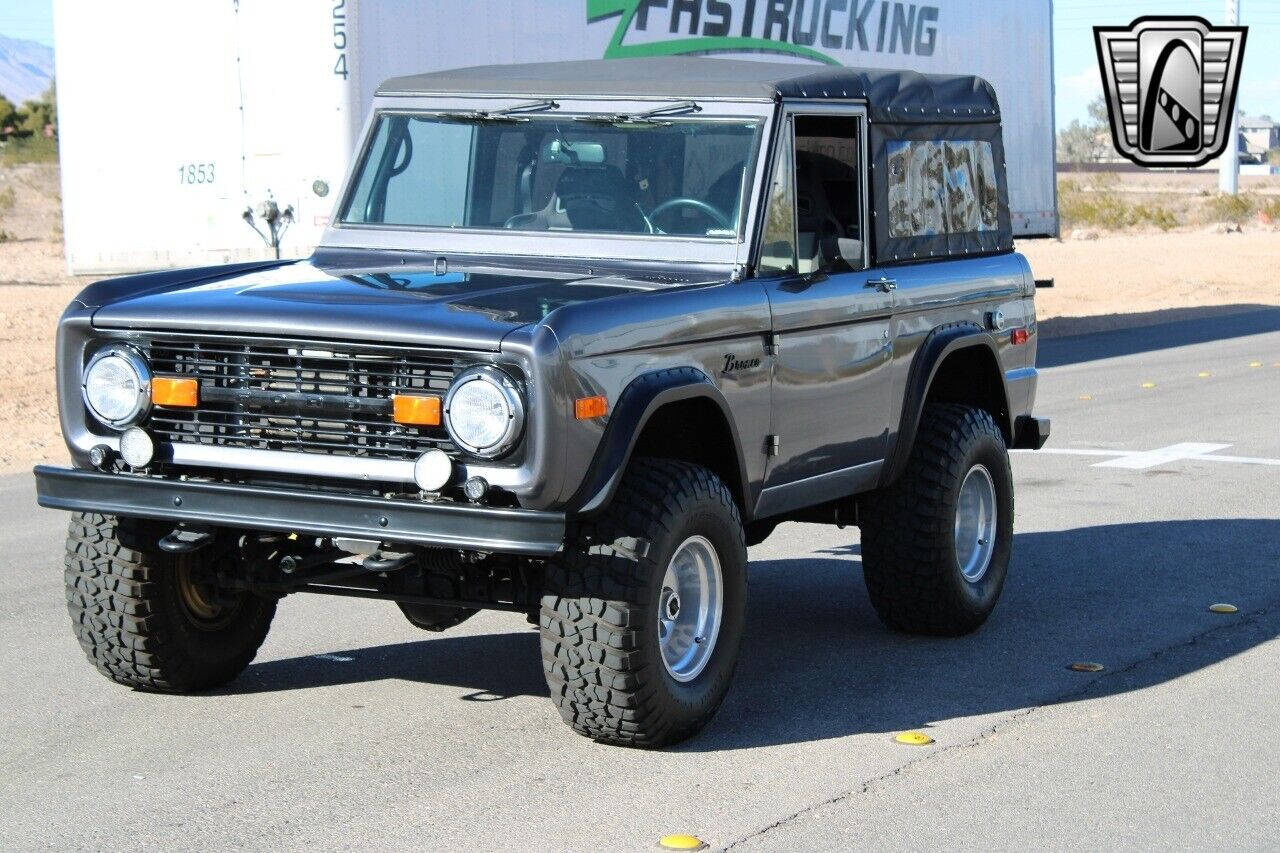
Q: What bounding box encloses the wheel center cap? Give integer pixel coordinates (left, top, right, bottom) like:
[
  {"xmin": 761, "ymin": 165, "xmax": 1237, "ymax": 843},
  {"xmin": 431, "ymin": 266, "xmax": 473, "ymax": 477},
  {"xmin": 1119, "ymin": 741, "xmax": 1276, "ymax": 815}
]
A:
[{"xmin": 666, "ymin": 592, "xmax": 681, "ymax": 620}]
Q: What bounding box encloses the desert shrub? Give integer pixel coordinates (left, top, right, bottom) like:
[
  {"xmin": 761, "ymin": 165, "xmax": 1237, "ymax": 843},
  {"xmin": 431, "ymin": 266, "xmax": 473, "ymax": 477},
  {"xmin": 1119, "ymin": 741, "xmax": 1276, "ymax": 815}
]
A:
[
  {"xmin": 1131, "ymin": 201, "xmax": 1178, "ymax": 231},
  {"xmin": 1256, "ymin": 195, "xmax": 1280, "ymax": 222},
  {"xmin": 0, "ymin": 135, "xmax": 58, "ymax": 166},
  {"xmin": 1059, "ymin": 187, "xmax": 1132, "ymax": 230},
  {"xmin": 1203, "ymin": 192, "xmax": 1255, "ymax": 224},
  {"xmin": 0, "ymin": 185, "xmax": 15, "ymax": 211},
  {"xmin": 0, "ymin": 229, "xmax": 13, "ymax": 243}
]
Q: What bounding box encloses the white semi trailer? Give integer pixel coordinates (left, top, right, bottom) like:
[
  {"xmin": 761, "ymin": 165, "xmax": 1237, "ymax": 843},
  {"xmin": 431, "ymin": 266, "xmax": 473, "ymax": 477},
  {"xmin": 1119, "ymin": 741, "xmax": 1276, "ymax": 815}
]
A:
[{"xmin": 53, "ymin": 0, "xmax": 1056, "ymax": 274}]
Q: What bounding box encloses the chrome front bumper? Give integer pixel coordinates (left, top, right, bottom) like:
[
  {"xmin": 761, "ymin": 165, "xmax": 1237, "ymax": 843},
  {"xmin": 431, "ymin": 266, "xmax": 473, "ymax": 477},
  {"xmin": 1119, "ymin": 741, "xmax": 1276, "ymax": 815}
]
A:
[{"xmin": 33, "ymin": 465, "xmax": 565, "ymax": 556}]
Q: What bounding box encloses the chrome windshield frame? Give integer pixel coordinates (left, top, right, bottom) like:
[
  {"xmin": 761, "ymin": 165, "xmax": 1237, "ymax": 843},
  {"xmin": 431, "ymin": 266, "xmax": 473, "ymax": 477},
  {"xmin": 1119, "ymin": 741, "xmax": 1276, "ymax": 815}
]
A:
[{"xmin": 321, "ymin": 95, "xmax": 778, "ymax": 267}]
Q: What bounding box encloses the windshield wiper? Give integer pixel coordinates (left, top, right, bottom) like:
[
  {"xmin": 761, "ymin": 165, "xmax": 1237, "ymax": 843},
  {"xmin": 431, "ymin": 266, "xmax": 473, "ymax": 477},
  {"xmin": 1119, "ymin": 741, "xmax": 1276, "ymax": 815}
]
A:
[
  {"xmin": 573, "ymin": 100, "xmax": 703, "ymax": 125},
  {"xmin": 431, "ymin": 99, "xmax": 560, "ymax": 123}
]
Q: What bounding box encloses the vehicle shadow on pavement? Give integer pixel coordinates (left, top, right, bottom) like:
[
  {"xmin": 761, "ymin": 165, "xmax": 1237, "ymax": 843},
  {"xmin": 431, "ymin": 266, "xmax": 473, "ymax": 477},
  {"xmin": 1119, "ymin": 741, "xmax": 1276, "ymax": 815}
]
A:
[
  {"xmin": 1038, "ymin": 304, "xmax": 1280, "ymax": 368},
  {"xmin": 230, "ymin": 629, "xmax": 547, "ymax": 700},
  {"xmin": 683, "ymin": 517, "xmax": 1280, "ymax": 751},
  {"xmin": 226, "ymin": 518, "xmax": 1279, "ymax": 748}
]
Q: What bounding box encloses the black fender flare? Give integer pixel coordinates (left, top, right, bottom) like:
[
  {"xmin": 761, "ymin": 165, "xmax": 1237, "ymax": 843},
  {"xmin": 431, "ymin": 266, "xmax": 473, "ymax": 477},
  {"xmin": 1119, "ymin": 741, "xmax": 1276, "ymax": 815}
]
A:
[
  {"xmin": 567, "ymin": 367, "xmax": 751, "ymax": 519},
  {"xmin": 880, "ymin": 322, "xmax": 1012, "ymax": 488}
]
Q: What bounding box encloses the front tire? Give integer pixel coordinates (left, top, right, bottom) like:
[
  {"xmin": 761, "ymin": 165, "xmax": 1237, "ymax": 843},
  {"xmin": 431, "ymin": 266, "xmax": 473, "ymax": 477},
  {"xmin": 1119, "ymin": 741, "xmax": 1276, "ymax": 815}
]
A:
[
  {"xmin": 540, "ymin": 459, "xmax": 747, "ymax": 747},
  {"xmin": 64, "ymin": 513, "xmax": 276, "ymax": 692},
  {"xmin": 859, "ymin": 404, "xmax": 1014, "ymax": 636}
]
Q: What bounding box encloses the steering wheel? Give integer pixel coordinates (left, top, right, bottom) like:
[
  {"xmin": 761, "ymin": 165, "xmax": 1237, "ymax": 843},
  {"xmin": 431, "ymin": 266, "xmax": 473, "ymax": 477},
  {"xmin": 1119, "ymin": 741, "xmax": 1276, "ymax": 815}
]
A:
[{"xmin": 648, "ymin": 197, "xmax": 732, "ymax": 233}]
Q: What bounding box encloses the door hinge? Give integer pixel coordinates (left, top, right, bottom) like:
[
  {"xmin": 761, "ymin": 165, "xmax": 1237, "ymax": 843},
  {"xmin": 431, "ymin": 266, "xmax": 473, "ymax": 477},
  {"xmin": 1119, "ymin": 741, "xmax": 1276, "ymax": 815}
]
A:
[
  {"xmin": 766, "ymin": 434, "xmax": 781, "ymax": 456},
  {"xmin": 764, "ymin": 333, "xmax": 780, "ymax": 357}
]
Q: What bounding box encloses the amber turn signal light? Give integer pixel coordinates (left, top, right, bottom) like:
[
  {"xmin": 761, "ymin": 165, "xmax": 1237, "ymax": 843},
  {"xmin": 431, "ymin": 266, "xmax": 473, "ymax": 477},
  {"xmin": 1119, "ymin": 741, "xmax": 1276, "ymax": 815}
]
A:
[
  {"xmin": 574, "ymin": 395, "xmax": 608, "ymax": 420},
  {"xmin": 151, "ymin": 376, "xmax": 198, "ymax": 408},
  {"xmin": 392, "ymin": 394, "xmax": 441, "ymax": 426}
]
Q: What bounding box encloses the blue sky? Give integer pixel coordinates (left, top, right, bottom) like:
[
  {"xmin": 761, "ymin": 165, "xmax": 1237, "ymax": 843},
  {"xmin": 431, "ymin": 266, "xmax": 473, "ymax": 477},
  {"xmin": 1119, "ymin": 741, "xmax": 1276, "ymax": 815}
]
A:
[
  {"xmin": 2, "ymin": 0, "xmax": 1278, "ymax": 127},
  {"xmin": 0, "ymin": 0, "xmax": 52, "ymax": 46},
  {"xmin": 1055, "ymin": 0, "xmax": 1280, "ymax": 125}
]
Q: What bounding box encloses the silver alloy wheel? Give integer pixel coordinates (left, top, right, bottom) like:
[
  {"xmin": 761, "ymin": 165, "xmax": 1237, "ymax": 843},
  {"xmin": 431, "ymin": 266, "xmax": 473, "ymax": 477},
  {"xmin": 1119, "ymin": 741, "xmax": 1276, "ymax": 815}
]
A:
[
  {"xmin": 658, "ymin": 535, "xmax": 723, "ymax": 683},
  {"xmin": 954, "ymin": 463, "xmax": 998, "ymax": 582}
]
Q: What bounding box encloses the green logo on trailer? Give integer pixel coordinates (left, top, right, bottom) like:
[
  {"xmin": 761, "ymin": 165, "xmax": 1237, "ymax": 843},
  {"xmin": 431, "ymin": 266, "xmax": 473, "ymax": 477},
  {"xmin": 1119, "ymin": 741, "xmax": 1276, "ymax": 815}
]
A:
[{"xmin": 587, "ymin": 0, "xmax": 941, "ymax": 65}]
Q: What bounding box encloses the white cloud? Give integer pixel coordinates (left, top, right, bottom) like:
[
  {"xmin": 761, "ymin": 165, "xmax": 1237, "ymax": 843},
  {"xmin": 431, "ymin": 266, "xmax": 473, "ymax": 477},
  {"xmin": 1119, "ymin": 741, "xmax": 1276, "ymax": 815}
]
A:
[{"xmin": 1055, "ymin": 65, "xmax": 1104, "ymax": 129}]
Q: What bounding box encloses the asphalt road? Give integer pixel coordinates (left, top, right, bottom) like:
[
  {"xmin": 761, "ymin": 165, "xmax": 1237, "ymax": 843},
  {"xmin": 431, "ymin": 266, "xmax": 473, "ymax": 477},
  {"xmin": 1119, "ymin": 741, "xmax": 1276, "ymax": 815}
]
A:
[{"xmin": 2, "ymin": 308, "xmax": 1278, "ymax": 851}]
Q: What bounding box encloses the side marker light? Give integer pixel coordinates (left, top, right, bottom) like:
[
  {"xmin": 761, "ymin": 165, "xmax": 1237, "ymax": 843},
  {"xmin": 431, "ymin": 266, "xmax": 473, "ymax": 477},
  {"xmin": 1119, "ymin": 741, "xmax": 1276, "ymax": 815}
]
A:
[{"xmin": 575, "ymin": 395, "xmax": 608, "ymax": 420}]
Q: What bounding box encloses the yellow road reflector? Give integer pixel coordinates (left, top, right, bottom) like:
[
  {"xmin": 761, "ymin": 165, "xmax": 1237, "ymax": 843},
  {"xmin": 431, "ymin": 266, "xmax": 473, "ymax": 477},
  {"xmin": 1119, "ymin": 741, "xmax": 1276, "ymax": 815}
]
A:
[
  {"xmin": 1069, "ymin": 662, "xmax": 1105, "ymax": 672},
  {"xmin": 1197, "ymin": 371, "xmax": 1211, "ymax": 378},
  {"xmin": 894, "ymin": 731, "xmax": 935, "ymax": 746},
  {"xmin": 1141, "ymin": 382, "xmax": 1156, "ymax": 389},
  {"xmin": 1249, "ymin": 361, "xmax": 1262, "ymax": 368},
  {"xmin": 1209, "ymin": 603, "xmax": 1238, "ymax": 614},
  {"xmin": 1078, "ymin": 395, "xmax": 1093, "ymax": 401},
  {"xmin": 658, "ymin": 835, "xmax": 707, "ymax": 851}
]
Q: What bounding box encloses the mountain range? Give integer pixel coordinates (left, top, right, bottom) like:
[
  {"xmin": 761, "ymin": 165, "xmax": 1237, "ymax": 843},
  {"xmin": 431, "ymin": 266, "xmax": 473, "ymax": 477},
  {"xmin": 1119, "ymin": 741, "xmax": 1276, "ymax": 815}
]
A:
[{"xmin": 0, "ymin": 34, "xmax": 54, "ymax": 105}]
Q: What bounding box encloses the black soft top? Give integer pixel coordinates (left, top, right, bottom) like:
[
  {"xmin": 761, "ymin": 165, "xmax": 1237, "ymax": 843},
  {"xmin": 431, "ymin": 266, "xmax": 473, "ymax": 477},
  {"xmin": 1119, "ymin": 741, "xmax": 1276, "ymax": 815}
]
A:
[{"xmin": 377, "ymin": 57, "xmax": 1000, "ymax": 123}]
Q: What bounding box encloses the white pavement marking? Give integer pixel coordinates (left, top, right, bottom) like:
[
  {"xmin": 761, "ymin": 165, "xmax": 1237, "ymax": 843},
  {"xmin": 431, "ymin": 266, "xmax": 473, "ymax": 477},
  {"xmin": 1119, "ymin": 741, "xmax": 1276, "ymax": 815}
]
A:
[
  {"xmin": 1013, "ymin": 443, "xmax": 1280, "ymax": 469},
  {"xmin": 1092, "ymin": 443, "xmax": 1233, "ymax": 470},
  {"xmin": 313, "ymin": 654, "xmax": 354, "ymax": 663}
]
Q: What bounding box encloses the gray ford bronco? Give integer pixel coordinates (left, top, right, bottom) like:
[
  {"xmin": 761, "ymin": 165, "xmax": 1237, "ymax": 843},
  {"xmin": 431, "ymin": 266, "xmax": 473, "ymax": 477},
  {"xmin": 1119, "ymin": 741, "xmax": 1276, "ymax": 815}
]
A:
[{"xmin": 37, "ymin": 58, "xmax": 1049, "ymax": 747}]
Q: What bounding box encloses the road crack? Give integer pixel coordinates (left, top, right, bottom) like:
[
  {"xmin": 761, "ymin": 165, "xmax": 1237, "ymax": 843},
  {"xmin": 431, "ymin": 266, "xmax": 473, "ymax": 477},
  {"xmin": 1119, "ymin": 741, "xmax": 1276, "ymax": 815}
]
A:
[{"xmin": 720, "ymin": 601, "xmax": 1280, "ymax": 851}]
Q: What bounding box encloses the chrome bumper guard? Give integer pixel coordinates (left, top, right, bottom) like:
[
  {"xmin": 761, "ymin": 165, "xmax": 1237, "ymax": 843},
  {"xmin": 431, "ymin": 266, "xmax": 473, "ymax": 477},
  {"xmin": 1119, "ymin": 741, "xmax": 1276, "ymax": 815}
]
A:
[{"xmin": 33, "ymin": 465, "xmax": 565, "ymax": 556}]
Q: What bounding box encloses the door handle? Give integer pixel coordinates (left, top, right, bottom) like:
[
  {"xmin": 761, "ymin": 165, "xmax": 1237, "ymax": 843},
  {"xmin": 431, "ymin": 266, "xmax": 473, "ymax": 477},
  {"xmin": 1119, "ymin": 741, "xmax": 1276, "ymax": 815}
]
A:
[{"xmin": 866, "ymin": 277, "xmax": 897, "ymax": 293}]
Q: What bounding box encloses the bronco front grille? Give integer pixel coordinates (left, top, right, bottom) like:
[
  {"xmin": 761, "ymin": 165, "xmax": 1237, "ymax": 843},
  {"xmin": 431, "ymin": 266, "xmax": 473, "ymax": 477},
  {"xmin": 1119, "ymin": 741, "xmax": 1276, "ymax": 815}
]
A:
[{"xmin": 138, "ymin": 338, "xmax": 460, "ymax": 461}]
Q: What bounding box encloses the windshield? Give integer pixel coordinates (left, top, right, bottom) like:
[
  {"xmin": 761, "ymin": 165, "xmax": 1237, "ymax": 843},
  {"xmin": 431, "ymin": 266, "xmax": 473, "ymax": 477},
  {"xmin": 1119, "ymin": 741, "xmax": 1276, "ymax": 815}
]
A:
[{"xmin": 340, "ymin": 113, "xmax": 761, "ymax": 239}]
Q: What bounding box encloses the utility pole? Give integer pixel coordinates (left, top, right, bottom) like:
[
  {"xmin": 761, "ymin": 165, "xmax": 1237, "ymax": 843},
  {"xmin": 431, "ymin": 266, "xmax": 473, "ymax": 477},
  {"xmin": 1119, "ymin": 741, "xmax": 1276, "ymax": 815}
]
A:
[{"xmin": 1219, "ymin": 0, "xmax": 1240, "ymax": 194}]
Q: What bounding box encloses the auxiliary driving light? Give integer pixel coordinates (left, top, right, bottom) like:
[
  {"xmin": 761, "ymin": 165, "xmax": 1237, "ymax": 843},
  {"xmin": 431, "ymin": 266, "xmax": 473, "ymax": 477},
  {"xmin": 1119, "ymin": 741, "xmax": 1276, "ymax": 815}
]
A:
[
  {"xmin": 88, "ymin": 444, "xmax": 111, "ymax": 469},
  {"xmin": 119, "ymin": 427, "xmax": 155, "ymax": 468},
  {"xmin": 413, "ymin": 448, "xmax": 453, "ymax": 492},
  {"xmin": 462, "ymin": 476, "xmax": 489, "ymax": 503}
]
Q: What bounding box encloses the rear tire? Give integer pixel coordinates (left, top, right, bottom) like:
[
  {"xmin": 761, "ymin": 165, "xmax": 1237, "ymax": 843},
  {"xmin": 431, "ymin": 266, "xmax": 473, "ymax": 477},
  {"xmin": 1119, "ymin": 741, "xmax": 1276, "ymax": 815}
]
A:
[
  {"xmin": 64, "ymin": 512, "xmax": 276, "ymax": 692},
  {"xmin": 540, "ymin": 458, "xmax": 747, "ymax": 747},
  {"xmin": 859, "ymin": 404, "xmax": 1014, "ymax": 636}
]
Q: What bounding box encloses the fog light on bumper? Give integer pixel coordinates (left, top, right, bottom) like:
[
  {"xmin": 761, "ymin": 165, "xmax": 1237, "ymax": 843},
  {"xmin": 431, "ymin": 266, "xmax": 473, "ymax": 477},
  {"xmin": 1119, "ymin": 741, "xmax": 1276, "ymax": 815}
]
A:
[
  {"xmin": 119, "ymin": 428, "xmax": 155, "ymax": 468},
  {"xmin": 413, "ymin": 449, "xmax": 453, "ymax": 492}
]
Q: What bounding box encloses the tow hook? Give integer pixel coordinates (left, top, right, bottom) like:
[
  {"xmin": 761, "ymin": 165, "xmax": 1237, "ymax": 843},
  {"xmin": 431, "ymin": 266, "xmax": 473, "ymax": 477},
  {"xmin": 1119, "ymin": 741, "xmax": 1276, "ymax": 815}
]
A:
[
  {"xmin": 158, "ymin": 526, "xmax": 215, "ymax": 554},
  {"xmin": 362, "ymin": 551, "xmax": 417, "ymax": 573}
]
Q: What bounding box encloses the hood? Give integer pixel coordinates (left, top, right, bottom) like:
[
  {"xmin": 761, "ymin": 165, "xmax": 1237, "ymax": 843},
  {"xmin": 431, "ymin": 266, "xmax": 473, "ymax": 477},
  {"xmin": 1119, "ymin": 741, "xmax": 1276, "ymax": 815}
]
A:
[{"xmin": 90, "ymin": 258, "xmax": 714, "ymax": 351}]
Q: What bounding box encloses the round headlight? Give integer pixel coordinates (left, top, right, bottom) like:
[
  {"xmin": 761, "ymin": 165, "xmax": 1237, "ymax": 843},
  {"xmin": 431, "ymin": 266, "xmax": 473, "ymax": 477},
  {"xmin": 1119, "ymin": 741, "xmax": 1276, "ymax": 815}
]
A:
[
  {"xmin": 83, "ymin": 345, "xmax": 151, "ymax": 429},
  {"xmin": 444, "ymin": 367, "xmax": 524, "ymax": 458}
]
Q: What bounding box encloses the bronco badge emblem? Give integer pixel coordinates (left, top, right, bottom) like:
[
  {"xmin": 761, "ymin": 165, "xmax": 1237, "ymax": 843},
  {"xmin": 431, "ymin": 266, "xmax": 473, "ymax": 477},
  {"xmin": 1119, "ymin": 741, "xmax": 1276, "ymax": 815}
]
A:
[
  {"xmin": 1094, "ymin": 16, "xmax": 1247, "ymax": 168},
  {"xmin": 722, "ymin": 354, "xmax": 761, "ymax": 375}
]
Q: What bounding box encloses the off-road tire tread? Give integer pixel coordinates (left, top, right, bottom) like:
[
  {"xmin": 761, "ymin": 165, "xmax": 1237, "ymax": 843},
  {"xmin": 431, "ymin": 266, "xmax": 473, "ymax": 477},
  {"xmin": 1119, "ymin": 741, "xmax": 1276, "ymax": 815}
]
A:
[
  {"xmin": 540, "ymin": 458, "xmax": 744, "ymax": 747},
  {"xmin": 860, "ymin": 403, "xmax": 1011, "ymax": 636},
  {"xmin": 64, "ymin": 512, "xmax": 275, "ymax": 692}
]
